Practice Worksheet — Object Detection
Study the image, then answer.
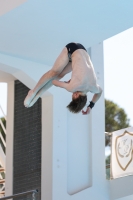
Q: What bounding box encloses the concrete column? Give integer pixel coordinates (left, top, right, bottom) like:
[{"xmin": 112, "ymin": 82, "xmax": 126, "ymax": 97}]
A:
[
  {"xmin": 5, "ymin": 81, "xmax": 14, "ymax": 196},
  {"xmin": 41, "ymin": 42, "xmax": 108, "ymax": 200},
  {"xmin": 41, "ymin": 95, "xmax": 53, "ymax": 200}
]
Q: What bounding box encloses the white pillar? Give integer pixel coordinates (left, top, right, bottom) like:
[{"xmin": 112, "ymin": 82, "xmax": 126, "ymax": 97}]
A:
[
  {"xmin": 5, "ymin": 81, "xmax": 14, "ymax": 196},
  {"xmin": 41, "ymin": 42, "xmax": 109, "ymax": 200},
  {"xmin": 41, "ymin": 95, "xmax": 53, "ymax": 200}
]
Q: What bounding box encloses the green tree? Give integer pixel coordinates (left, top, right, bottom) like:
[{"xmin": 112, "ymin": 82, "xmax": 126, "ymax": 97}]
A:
[
  {"xmin": 105, "ymin": 99, "xmax": 130, "ymax": 173},
  {"xmin": 105, "ymin": 99, "xmax": 130, "ymax": 132},
  {"xmin": 105, "ymin": 99, "xmax": 130, "ymax": 146}
]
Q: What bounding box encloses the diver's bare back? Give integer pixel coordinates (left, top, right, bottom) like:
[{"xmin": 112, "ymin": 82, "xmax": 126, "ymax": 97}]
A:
[{"xmin": 68, "ymin": 49, "xmax": 98, "ymax": 93}]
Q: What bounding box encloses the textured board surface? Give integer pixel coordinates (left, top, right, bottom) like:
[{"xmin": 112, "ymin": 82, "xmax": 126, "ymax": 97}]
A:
[{"xmin": 13, "ymin": 80, "xmax": 41, "ymax": 200}]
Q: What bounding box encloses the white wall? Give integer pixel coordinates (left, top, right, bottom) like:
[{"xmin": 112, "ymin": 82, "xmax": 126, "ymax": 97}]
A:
[
  {"xmin": 41, "ymin": 43, "xmax": 109, "ymax": 200},
  {"xmin": 117, "ymin": 195, "xmax": 133, "ymax": 200}
]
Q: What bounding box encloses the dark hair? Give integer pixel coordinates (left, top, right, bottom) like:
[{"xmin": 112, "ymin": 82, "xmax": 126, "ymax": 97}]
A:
[{"xmin": 67, "ymin": 95, "xmax": 87, "ymax": 113}]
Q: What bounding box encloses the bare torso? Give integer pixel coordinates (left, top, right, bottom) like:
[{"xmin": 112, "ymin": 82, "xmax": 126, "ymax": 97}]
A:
[{"xmin": 67, "ymin": 49, "xmax": 98, "ymax": 93}]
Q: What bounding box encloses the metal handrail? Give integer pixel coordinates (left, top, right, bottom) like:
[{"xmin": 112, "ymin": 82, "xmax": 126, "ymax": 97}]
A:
[
  {"xmin": 0, "ymin": 119, "xmax": 6, "ymax": 135},
  {"xmin": 0, "ymin": 189, "xmax": 38, "ymax": 200},
  {"xmin": 0, "ymin": 106, "xmax": 6, "ymax": 120},
  {"xmin": 0, "ymin": 132, "xmax": 6, "ymax": 148}
]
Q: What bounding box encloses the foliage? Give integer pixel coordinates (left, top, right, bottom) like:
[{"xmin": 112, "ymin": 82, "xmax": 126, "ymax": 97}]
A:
[
  {"xmin": 105, "ymin": 99, "xmax": 130, "ymax": 146},
  {"xmin": 106, "ymin": 155, "xmax": 110, "ymax": 165},
  {"xmin": 105, "ymin": 99, "xmax": 131, "ymax": 172},
  {"xmin": 105, "ymin": 99, "xmax": 130, "ymax": 132},
  {"xmin": 106, "ymin": 156, "xmax": 110, "ymax": 179}
]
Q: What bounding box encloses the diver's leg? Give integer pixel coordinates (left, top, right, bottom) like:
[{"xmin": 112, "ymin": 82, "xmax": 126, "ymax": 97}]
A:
[{"xmin": 24, "ymin": 47, "xmax": 69, "ymax": 107}]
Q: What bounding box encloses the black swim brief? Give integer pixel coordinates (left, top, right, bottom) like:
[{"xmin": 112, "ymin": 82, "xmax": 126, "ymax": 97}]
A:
[{"xmin": 66, "ymin": 42, "xmax": 87, "ymax": 62}]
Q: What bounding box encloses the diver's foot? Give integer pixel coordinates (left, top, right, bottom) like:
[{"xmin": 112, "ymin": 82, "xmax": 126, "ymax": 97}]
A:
[
  {"xmin": 28, "ymin": 93, "xmax": 40, "ymax": 107},
  {"xmin": 24, "ymin": 90, "xmax": 35, "ymax": 108}
]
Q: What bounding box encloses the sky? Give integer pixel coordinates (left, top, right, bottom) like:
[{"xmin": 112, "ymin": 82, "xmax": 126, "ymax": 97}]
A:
[
  {"xmin": 0, "ymin": 27, "xmax": 133, "ymax": 126},
  {"xmin": 104, "ymin": 27, "xmax": 133, "ymax": 126},
  {"xmin": 0, "ymin": 83, "xmax": 7, "ymax": 117}
]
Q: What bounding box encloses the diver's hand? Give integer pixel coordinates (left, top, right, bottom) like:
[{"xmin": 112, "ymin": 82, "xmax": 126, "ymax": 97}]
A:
[{"xmin": 82, "ymin": 107, "xmax": 91, "ymax": 115}]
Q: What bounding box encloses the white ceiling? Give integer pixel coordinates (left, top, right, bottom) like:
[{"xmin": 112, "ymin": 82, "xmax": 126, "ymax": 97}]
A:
[
  {"xmin": 0, "ymin": 0, "xmax": 133, "ymax": 66},
  {"xmin": 0, "ymin": 0, "xmax": 27, "ymax": 16},
  {"xmin": 0, "ymin": 70, "xmax": 15, "ymax": 82}
]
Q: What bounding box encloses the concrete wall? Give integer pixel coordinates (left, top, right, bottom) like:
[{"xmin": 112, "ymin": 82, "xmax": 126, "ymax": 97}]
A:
[
  {"xmin": 118, "ymin": 195, "xmax": 133, "ymax": 200},
  {"xmin": 41, "ymin": 43, "xmax": 108, "ymax": 200}
]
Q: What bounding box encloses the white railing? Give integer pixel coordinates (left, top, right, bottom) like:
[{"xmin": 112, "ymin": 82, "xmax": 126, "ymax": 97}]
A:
[
  {"xmin": 0, "ymin": 189, "xmax": 38, "ymax": 200},
  {"xmin": 0, "ymin": 105, "xmax": 6, "ymax": 197},
  {"xmin": 0, "ymin": 106, "xmax": 6, "ymax": 121}
]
